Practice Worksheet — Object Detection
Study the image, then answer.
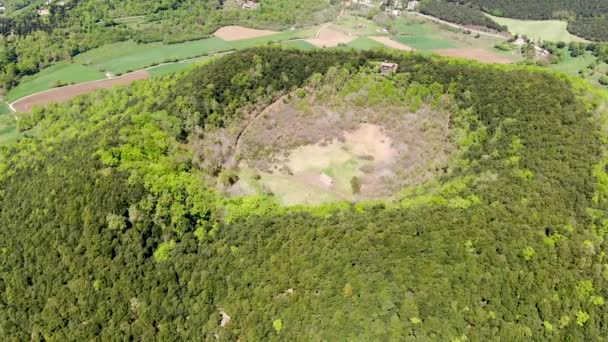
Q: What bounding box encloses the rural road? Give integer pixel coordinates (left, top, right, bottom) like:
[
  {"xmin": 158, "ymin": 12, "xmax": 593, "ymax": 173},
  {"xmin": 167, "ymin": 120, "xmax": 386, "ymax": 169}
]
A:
[{"xmin": 407, "ymin": 12, "xmax": 508, "ymax": 39}]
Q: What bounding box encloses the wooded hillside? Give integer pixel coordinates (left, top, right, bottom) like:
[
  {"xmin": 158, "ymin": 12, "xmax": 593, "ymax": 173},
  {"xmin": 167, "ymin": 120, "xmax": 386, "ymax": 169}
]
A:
[
  {"xmin": 448, "ymin": 0, "xmax": 608, "ymax": 41},
  {"xmin": 0, "ymin": 48, "xmax": 607, "ymax": 340}
]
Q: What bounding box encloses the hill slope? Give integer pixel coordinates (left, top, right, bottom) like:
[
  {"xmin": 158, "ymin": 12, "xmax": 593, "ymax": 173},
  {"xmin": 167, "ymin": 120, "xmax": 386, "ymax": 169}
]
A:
[{"xmin": 1, "ymin": 48, "xmax": 608, "ymax": 340}]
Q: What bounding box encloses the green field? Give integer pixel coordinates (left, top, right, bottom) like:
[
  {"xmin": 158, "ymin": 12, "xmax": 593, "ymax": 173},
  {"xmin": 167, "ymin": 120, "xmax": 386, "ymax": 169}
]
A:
[
  {"xmin": 549, "ymin": 50, "xmax": 597, "ymax": 75},
  {"xmin": 5, "ymin": 28, "xmax": 317, "ymax": 103},
  {"xmin": 148, "ymin": 58, "xmax": 210, "ymax": 77},
  {"xmin": 341, "ymin": 37, "xmax": 386, "ymax": 50},
  {"xmin": 6, "ymin": 63, "xmax": 105, "ymax": 102},
  {"xmin": 0, "ymin": 102, "xmax": 18, "ymax": 146},
  {"xmin": 332, "ymin": 14, "xmax": 385, "ymax": 36},
  {"xmin": 74, "ymin": 29, "xmax": 315, "ymax": 75},
  {"xmin": 392, "ymin": 17, "xmax": 461, "ymax": 51},
  {"xmin": 488, "ymin": 15, "xmax": 587, "ymax": 43},
  {"xmin": 280, "ymin": 40, "xmax": 317, "ymax": 50}
]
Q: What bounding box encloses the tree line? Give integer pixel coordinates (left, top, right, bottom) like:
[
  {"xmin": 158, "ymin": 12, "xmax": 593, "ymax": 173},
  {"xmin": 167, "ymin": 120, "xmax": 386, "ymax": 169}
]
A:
[{"xmin": 419, "ymin": 0, "xmax": 507, "ymax": 32}]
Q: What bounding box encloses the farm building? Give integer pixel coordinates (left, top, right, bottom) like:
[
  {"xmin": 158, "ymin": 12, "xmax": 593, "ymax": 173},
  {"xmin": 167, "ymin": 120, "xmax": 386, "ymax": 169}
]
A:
[
  {"xmin": 380, "ymin": 62, "xmax": 399, "ymax": 74},
  {"xmin": 407, "ymin": 1, "xmax": 419, "ymax": 11},
  {"xmin": 242, "ymin": 0, "xmax": 259, "ymax": 9}
]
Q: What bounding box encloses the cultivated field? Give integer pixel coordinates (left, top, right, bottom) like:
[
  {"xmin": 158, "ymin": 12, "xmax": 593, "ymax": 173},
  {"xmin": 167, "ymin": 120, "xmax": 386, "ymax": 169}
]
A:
[
  {"xmin": 12, "ymin": 71, "xmax": 149, "ymax": 112},
  {"xmin": 340, "ymin": 37, "xmax": 386, "ymax": 50},
  {"xmin": 488, "ymin": 14, "xmax": 587, "ymax": 43},
  {"xmin": 214, "ymin": 26, "xmax": 278, "ymax": 41},
  {"xmin": 434, "ymin": 48, "xmax": 512, "ymax": 64},
  {"xmin": 6, "ymin": 63, "xmax": 105, "ymax": 102},
  {"xmin": 306, "ymin": 28, "xmax": 356, "ymax": 48},
  {"xmin": 370, "ymin": 36, "xmax": 414, "ymax": 51},
  {"xmin": 6, "ymin": 27, "xmax": 316, "ymax": 103}
]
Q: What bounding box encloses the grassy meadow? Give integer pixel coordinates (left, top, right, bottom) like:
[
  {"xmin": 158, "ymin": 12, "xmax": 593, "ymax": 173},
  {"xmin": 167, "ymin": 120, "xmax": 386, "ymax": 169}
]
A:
[
  {"xmin": 488, "ymin": 14, "xmax": 587, "ymax": 43},
  {"xmin": 6, "ymin": 63, "xmax": 105, "ymax": 102},
  {"xmin": 5, "ymin": 28, "xmax": 317, "ymax": 102}
]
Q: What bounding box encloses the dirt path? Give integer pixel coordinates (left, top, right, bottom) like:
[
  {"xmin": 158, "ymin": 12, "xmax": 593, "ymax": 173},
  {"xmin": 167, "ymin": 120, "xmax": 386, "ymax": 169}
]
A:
[
  {"xmin": 225, "ymin": 93, "xmax": 293, "ymax": 168},
  {"xmin": 407, "ymin": 12, "xmax": 508, "ymax": 39},
  {"xmin": 225, "ymin": 5, "xmax": 346, "ymax": 166}
]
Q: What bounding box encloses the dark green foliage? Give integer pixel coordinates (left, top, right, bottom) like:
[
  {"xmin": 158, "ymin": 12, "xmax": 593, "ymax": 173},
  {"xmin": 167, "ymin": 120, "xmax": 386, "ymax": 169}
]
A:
[
  {"xmin": 568, "ymin": 18, "xmax": 608, "ymax": 42},
  {"xmin": 448, "ymin": 0, "xmax": 608, "ymax": 41},
  {"xmin": 0, "ymin": 48, "xmax": 607, "ymax": 339},
  {"xmin": 420, "ymin": 0, "xmax": 506, "ymax": 31},
  {"xmin": 451, "ymin": 0, "xmax": 608, "ymax": 20}
]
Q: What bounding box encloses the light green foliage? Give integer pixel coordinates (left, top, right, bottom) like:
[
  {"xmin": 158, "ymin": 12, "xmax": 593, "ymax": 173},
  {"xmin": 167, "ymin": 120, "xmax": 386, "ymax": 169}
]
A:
[
  {"xmin": 591, "ymin": 296, "xmax": 605, "ymax": 306},
  {"xmin": 410, "ymin": 317, "xmax": 422, "ymax": 324},
  {"xmin": 273, "ymin": 319, "xmax": 283, "ymax": 332},
  {"xmin": 543, "ymin": 321, "xmax": 553, "ymax": 332},
  {"xmin": 106, "ymin": 213, "xmax": 127, "ymax": 231},
  {"xmin": 521, "ymin": 246, "xmax": 536, "ymax": 260},
  {"xmin": 153, "ymin": 240, "xmax": 176, "ymax": 262},
  {"xmin": 575, "ymin": 311, "xmax": 590, "ymax": 326},
  {"xmin": 576, "ymin": 280, "xmax": 595, "ymax": 298}
]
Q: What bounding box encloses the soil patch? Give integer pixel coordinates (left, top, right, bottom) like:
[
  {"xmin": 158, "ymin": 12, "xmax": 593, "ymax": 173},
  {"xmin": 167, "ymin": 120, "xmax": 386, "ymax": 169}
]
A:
[
  {"xmin": 433, "ymin": 48, "xmax": 512, "ymax": 64},
  {"xmin": 306, "ymin": 28, "xmax": 356, "ymax": 48},
  {"xmin": 369, "ymin": 36, "xmax": 414, "ymax": 51},
  {"xmin": 12, "ymin": 71, "xmax": 149, "ymax": 112},
  {"xmin": 214, "ymin": 25, "xmax": 278, "ymax": 41}
]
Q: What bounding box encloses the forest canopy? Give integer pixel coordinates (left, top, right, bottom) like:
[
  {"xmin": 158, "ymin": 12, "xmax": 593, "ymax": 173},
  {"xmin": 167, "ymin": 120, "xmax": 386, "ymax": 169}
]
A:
[
  {"xmin": 419, "ymin": 0, "xmax": 506, "ymax": 32},
  {"xmin": 446, "ymin": 0, "xmax": 608, "ymax": 41},
  {"xmin": 1, "ymin": 47, "xmax": 608, "ymax": 340}
]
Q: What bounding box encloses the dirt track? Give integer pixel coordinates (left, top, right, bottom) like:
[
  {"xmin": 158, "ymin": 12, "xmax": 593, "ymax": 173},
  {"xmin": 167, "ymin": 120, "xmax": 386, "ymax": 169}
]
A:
[{"xmin": 12, "ymin": 71, "xmax": 150, "ymax": 112}]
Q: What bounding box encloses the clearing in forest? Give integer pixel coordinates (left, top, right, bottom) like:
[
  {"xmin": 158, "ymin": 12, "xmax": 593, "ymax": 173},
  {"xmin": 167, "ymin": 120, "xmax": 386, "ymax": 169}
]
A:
[
  {"xmin": 487, "ymin": 14, "xmax": 587, "ymax": 43},
  {"xmin": 214, "ymin": 26, "xmax": 278, "ymax": 41},
  {"xmin": 306, "ymin": 28, "xmax": 356, "ymax": 48},
  {"xmin": 11, "ymin": 71, "xmax": 149, "ymax": 112},
  {"xmin": 228, "ymin": 76, "xmax": 453, "ymax": 205},
  {"xmin": 434, "ymin": 48, "xmax": 512, "ymax": 64},
  {"xmin": 370, "ymin": 36, "xmax": 414, "ymax": 51}
]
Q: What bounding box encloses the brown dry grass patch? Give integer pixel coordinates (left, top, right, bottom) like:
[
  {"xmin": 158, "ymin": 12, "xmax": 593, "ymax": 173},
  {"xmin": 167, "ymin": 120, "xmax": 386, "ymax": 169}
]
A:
[
  {"xmin": 433, "ymin": 48, "xmax": 512, "ymax": 64},
  {"xmin": 305, "ymin": 28, "xmax": 356, "ymax": 48},
  {"xmin": 213, "ymin": 25, "xmax": 278, "ymax": 41}
]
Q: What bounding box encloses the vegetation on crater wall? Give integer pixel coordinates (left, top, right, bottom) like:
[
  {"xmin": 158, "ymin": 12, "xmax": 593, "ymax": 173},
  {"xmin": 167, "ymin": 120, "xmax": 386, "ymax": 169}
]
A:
[{"xmin": 0, "ymin": 47, "xmax": 607, "ymax": 340}]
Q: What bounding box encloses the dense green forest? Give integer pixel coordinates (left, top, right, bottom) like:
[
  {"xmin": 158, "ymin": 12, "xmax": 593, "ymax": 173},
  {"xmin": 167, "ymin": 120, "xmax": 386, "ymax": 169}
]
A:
[
  {"xmin": 447, "ymin": 0, "xmax": 608, "ymax": 41},
  {"xmin": 568, "ymin": 18, "xmax": 608, "ymax": 42},
  {"xmin": 1, "ymin": 47, "xmax": 608, "ymax": 339},
  {"xmin": 419, "ymin": 0, "xmax": 506, "ymax": 32},
  {"xmin": 0, "ymin": 0, "xmax": 337, "ymax": 92}
]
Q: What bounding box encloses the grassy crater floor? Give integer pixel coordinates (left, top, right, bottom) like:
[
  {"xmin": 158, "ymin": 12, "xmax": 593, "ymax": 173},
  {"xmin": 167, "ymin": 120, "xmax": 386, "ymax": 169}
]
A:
[{"xmin": 227, "ymin": 72, "xmax": 453, "ymax": 205}]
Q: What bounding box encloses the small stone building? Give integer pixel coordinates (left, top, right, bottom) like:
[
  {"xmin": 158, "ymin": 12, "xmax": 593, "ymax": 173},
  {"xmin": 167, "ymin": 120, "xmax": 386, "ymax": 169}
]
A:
[{"xmin": 380, "ymin": 62, "xmax": 399, "ymax": 74}]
